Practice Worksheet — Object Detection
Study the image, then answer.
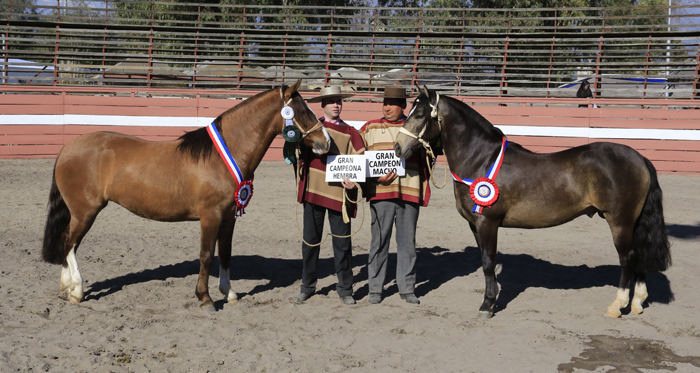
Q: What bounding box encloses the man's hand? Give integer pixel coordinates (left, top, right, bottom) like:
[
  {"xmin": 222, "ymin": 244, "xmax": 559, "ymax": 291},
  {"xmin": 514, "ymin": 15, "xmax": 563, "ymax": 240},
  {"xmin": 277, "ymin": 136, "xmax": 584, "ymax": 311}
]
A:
[
  {"xmin": 341, "ymin": 178, "xmax": 357, "ymax": 189},
  {"xmin": 377, "ymin": 170, "xmax": 398, "ymax": 185}
]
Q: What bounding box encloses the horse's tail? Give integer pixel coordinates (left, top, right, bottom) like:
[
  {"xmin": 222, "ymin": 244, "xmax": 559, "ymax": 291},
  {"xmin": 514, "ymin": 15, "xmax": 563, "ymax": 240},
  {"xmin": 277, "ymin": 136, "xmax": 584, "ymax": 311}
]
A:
[
  {"xmin": 42, "ymin": 165, "xmax": 70, "ymax": 266},
  {"xmin": 633, "ymin": 157, "xmax": 671, "ymax": 272}
]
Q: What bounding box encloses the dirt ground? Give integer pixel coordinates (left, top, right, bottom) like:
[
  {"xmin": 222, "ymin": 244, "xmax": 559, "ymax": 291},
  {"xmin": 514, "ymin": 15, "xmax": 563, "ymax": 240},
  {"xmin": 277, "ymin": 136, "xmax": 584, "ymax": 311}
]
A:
[{"xmin": 1, "ymin": 158, "xmax": 700, "ymax": 373}]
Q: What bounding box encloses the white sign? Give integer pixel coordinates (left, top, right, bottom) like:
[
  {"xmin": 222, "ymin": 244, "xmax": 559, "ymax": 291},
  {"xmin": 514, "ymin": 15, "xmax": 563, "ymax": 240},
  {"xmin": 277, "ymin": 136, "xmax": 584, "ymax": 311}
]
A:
[
  {"xmin": 325, "ymin": 155, "xmax": 366, "ymax": 182},
  {"xmin": 365, "ymin": 150, "xmax": 406, "ymax": 178}
]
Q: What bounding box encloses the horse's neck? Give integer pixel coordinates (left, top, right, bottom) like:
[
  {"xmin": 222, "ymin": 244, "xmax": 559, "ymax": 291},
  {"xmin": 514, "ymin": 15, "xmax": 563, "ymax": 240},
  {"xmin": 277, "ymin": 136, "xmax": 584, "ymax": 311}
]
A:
[
  {"xmin": 220, "ymin": 94, "xmax": 280, "ymax": 180},
  {"xmin": 441, "ymin": 109, "xmax": 502, "ymax": 179}
]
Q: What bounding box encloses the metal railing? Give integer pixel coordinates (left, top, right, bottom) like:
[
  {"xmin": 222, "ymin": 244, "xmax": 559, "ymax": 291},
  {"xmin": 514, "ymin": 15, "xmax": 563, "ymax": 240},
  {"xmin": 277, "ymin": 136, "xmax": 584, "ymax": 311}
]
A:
[{"xmin": 2, "ymin": 1, "xmax": 699, "ymax": 98}]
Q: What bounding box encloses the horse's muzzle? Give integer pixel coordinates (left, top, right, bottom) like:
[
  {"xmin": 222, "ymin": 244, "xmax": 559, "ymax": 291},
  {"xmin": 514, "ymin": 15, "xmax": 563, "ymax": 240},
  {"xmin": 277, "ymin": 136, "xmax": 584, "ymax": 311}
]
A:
[
  {"xmin": 394, "ymin": 142, "xmax": 412, "ymax": 159},
  {"xmin": 312, "ymin": 127, "xmax": 331, "ymax": 155}
]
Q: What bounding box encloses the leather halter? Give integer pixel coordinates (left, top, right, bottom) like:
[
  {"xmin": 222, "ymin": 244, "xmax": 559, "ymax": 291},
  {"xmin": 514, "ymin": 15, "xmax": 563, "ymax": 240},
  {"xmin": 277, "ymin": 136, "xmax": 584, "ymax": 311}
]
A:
[{"xmin": 280, "ymin": 88, "xmax": 324, "ymax": 140}]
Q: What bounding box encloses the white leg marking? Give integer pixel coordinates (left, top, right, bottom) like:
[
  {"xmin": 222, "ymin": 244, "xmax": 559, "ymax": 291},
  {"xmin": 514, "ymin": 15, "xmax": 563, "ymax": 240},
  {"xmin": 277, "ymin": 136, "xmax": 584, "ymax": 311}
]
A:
[
  {"xmin": 60, "ymin": 265, "xmax": 71, "ymax": 295},
  {"xmin": 605, "ymin": 288, "xmax": 630, "ymax": 318},
  {"xmin": 218, "ymin": 265, "xmax": 238, "ymax": 303},
  {"xmin": 65, "ymin": 247, "xmax": 83, "ymax": 304},
  {"xmin": 631, "ymin": 281, "xmax": 648, "ymax": 315}
]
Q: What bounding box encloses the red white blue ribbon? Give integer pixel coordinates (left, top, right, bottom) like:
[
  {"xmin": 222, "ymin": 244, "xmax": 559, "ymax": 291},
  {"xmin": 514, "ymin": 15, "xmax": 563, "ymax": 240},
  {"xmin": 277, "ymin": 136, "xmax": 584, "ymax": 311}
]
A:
[
  {"xmin": 207, "ymin": 122, "xmax": 244, "ymax": 184},
  {"xmin": 207, "ymin": 122, "xmax": 253, "ymax": 217},
  {"xmin": 451, "ymin": 137, "xmax": 508, "ymax": 214}
]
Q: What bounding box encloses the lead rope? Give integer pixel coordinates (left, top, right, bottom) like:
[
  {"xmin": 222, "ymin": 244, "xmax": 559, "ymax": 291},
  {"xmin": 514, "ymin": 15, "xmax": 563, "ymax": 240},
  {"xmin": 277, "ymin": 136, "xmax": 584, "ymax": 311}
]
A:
[
  {"xmin": 281, "ymin": 88, "xmax": 363, "ymax": 246},
  {"xmin": 291, "ymin": 140, "xmax": 366, "ymax": 247}
]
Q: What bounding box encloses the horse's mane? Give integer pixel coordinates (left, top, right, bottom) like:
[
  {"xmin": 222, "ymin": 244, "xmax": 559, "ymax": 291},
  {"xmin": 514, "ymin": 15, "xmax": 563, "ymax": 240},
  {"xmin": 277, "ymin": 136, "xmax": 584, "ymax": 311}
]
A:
[
  {"xmin": 176, "ymin": 87, "xmax": 283, "ymax": 162},
  {"xmin": 176, "ymin": 120, "xmax": 220, "ymax": 162},
  {"xmin": 440, "ymin": 94, "xmax": 505, "ymax": 140}
]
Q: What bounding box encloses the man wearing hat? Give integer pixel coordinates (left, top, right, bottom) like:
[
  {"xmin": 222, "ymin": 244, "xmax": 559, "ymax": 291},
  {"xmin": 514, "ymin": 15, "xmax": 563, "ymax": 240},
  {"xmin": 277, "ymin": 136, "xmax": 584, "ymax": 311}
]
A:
[
  {"xmin": 294, "ymin": 86, "xmax": 366, "ymax": 305},
  {"xmin": 360, "ymin": 87, "xmax": 431, "ymax": 305}
]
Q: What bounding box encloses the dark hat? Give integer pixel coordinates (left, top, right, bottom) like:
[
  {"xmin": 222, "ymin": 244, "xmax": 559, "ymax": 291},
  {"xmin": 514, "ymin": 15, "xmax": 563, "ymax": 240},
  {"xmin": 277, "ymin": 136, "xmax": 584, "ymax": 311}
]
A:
[
  {"xmin": 307, "ymin": 86, "xmax": 355, "ymax": 103},
  {"xmin": 383, "ymin": 87, "xmax": 411, "ymax": 99}
]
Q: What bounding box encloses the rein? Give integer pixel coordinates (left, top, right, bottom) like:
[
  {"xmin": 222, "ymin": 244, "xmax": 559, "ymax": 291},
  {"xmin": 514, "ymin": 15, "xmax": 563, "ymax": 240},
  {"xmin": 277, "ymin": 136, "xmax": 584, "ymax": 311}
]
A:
[{"xmin": 397, "ymin": 92, "xmax": 447, "ymax": 189}]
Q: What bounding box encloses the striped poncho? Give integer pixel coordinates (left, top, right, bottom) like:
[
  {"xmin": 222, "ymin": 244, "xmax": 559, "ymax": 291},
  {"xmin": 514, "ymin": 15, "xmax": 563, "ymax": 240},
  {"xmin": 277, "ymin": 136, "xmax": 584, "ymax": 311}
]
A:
[
  {"xmin": 297, "ymin": 118, "xmax": 366, "ymax": 217},
  {"xmin": 360, "ymin": 117, "xmax": 431, "ymax": 207}
]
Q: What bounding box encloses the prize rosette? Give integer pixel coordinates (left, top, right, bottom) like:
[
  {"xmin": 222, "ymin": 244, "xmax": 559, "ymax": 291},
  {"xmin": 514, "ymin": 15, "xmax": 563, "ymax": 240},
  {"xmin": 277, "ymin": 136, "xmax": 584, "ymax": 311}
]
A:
[
  {"xmin": 282, "ymin": 122, "xmax": 301, "ymax": 142},
  {"xmin": 281, "ymin": 106, "xmax": 295, "ymax": 120},
  {"xmin": 469, "ymin": 177, "xmax": 499, "ymax": 207},
  {"xmin": 235, "ymin": 180, "xmax": 254, "ymax": 211}
]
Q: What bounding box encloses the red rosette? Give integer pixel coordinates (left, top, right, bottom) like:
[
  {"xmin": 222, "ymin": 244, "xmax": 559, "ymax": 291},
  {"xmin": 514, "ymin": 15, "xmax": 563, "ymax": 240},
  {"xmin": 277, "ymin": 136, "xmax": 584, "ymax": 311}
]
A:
[
  {"xmin": 469, "ymin": 177, "xmax": 499, "ymax": 208},
  {"xmin": 235, "ymin": 180, "xmax": 254, "ymax": 210}
]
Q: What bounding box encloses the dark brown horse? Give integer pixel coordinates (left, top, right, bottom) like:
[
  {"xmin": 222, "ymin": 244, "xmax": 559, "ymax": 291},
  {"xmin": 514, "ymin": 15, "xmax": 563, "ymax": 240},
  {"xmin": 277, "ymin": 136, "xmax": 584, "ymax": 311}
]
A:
[
  {"xmin": 42, "ymin": 80, "xmax": 330, "ymax": 311},
  {"xmin": 395, "ymin": 86, "xmax": 671, "ymax": 319}
]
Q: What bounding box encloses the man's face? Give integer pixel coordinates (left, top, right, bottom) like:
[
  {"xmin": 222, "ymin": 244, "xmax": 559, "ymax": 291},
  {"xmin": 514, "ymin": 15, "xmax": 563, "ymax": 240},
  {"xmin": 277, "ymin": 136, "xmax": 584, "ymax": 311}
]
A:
[
  {"xmin": 322, "ymin": 98, "xmax": 343, "ymax": 120},
  {"xmin": 383, "ymin": 98, "xmax": 406, "ymax": 122}
]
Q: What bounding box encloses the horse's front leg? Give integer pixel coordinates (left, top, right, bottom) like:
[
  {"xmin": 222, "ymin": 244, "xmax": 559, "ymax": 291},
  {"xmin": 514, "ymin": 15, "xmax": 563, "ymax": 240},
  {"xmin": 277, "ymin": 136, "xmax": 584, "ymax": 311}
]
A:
[
  {"xmin": 197, "ymin": 215, "xmax": 221, "ymax": 312},
  {"xmin": 471, "ymin": 220, "xmax": 500, "ymax": 319},
  {"xmin": 217, "ymin": 219, "xmax": 238, "ymax": 303}
]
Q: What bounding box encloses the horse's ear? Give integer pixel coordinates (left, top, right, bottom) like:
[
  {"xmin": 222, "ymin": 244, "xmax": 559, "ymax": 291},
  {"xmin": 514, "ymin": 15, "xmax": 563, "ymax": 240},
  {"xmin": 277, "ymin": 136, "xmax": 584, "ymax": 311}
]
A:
[
  {"xmin": 284, "ymin": 79, "xmax": 302, "ymax": 102},
  {"xmin": 421, "ymin": 85, "xmax": 431, "ymax": 102}
]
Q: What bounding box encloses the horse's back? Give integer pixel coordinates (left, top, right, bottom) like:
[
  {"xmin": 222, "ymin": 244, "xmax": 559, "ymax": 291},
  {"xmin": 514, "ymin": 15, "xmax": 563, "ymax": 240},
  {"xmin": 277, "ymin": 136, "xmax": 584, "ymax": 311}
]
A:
[
  {"xmin": 560, "ymin": 142, "xmax": 651, "ymax": 193},
  {"xmin": 54, "ymin": 131, "xmax": 205, "ymax": 220},
  {"xmin": 62, "ymin": 130, "xmax": 169, "ymax": 153},
  {"xmin": 57, "ymin": 131, "xmax": 180, "ymax": 180},
  {"xmin": 517, "ymin": 141, "xmax": 649, "ymax": 181},
  {"xmin": 499, "ymin": 141, "xmax": 651, "ymax": 228}
]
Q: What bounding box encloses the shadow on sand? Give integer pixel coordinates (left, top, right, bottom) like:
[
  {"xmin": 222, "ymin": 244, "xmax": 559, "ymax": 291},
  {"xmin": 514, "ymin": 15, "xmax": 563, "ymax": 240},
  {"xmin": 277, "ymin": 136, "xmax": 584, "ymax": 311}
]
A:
[
  {"xmin": 358, "ymin": 245, "xmax": 673, "ymax": 316},
  {"xmin": 83, "ymin": 246, "xmax": 673, "ymax": 315},
  {"xmin": 667, "ymin": 223, "xmax": 700, "ymax": 240}
]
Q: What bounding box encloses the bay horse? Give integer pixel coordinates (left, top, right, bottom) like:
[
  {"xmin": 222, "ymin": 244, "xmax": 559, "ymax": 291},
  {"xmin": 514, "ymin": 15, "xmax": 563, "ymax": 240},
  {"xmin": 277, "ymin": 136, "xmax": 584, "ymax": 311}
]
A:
[
  {"xmin": 42, "ymin": 80, "xmax": 330, "ymax": 311},
  {"xmin": 394, "ymin": 86, "xmax": 671, "ymax": 319}
]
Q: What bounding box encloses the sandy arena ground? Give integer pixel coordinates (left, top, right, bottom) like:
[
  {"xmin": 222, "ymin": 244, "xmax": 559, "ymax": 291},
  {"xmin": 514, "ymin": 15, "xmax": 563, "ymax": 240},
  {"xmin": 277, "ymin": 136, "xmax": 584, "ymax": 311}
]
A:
[{"xmin": 1, "ymin": 158, "xmax": 700, "ymax": 372}]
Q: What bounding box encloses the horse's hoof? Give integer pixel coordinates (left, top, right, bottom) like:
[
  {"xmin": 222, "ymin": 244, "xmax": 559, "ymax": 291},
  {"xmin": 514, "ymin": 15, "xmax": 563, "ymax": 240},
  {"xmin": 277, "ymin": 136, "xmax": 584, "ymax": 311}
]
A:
[
  {"xmin": 604, "ymin": 309, "xmax": 621, "ymax": 318},
  {"xmin": 631, "ymin": 305, "xmax": 644, "ymax": 315},
  {"xmin": 200, "ymin": 302, "xmax": 216, "ymax": 312},
  {"xmin": 227, "ymin": 297, "xmax": 239, "ymax": 304},
  {"xmin": 68, "ymin": 295, "xmax": 81, "ymax": 305},
  {"xmin": 478, "ymin": 311, "xmax": 493, "ymax": 319}
]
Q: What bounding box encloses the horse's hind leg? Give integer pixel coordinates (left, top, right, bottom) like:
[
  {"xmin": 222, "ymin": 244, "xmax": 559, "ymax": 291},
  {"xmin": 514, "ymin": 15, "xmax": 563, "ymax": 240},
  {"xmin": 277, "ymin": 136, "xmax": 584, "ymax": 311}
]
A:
[
  {"xmin": 605, "ymin": 222, "xmax": 636, "ymax": 318},
  {"xmin": 217, "ymin": 219, "xmax": 238, "ymax": 303},
  {"xmin": 61, "ymin": 206, "xmax": 104, "ymax": 304}
]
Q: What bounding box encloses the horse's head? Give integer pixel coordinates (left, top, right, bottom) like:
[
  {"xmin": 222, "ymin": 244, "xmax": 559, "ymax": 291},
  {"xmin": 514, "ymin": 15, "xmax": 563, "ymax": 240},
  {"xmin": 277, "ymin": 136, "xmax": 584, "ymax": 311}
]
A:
[
  {"xmin": 282, "ymin": 80, "xmax": 331, "ymax": 155},
  {"xmin": 394, "ymin": 85, "xmax": 442, "ymax": 159}
]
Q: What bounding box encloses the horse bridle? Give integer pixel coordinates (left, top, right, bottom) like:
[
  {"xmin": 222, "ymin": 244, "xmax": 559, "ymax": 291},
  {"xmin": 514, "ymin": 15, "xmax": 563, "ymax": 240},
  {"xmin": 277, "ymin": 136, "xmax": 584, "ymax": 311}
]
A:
[
  {"xmin": 398, "ymin": 92, "xmax": 443, "ymax": 154},
  {"xmin": 280, "ymin": 88, "xmax": 325, "ymax": 141},
  {"xmin": 397, "ymin": 92, "xmax": 447, "ymax": 189}
]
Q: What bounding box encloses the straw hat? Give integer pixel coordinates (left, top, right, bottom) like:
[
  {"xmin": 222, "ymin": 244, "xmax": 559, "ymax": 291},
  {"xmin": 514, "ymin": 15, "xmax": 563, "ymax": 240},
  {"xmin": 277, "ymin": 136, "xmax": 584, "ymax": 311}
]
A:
[
  {"xmin": 307, "ymin": 86, "xmax": 355, "ymax": 103},
  {"xmin": 382, "ymin": 86, "xmax": 411, "ymax": 99}
]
